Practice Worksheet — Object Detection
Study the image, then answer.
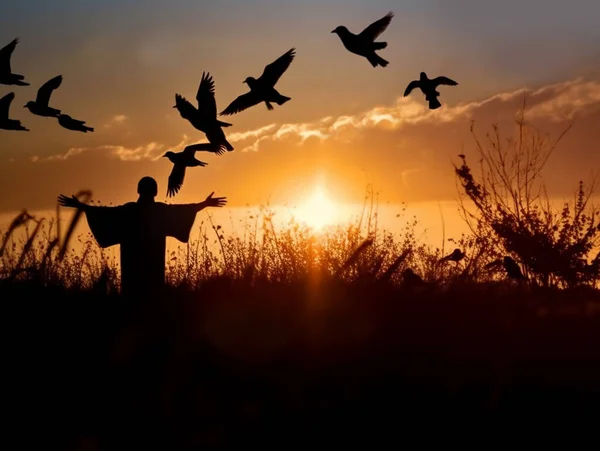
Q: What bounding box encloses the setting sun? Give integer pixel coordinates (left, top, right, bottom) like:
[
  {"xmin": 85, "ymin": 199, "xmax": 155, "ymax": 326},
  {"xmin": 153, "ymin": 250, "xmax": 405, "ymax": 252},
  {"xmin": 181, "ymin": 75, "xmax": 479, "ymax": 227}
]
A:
[{"xmin": 295, "ymin": 187, "xmax": 340, "ymax": 231}]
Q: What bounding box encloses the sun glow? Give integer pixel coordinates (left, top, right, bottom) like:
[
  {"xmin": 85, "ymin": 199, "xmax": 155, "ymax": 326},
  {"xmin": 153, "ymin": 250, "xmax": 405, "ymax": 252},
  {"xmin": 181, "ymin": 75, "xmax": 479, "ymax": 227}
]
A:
[{"xmin": 295, "ymin": 187, "xmax": 340, "ymax": 231}]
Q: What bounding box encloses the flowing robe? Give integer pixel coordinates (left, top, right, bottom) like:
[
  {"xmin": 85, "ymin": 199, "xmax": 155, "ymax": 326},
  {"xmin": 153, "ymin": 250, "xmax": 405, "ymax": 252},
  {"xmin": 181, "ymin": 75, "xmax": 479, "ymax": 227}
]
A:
[{"xmin": 84, "ymin": 201, "xmax": 198, "ymax": 298}]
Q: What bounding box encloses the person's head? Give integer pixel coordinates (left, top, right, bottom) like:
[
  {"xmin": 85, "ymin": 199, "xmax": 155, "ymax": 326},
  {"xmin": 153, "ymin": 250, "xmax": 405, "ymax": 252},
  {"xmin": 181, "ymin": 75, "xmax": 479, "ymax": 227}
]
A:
[{"xmin": 137, "ymin": 176, "xmax": 158, "ymax": 199}]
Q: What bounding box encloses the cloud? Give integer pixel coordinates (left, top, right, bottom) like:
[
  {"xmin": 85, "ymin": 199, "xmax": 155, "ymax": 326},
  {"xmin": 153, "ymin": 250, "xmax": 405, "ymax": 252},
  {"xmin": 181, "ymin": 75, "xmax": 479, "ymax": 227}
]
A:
[
  {"xmin": 103, "ymin": 114, "xmax": 128, "ymax": 128},
  {"xmin": 222, "ymin": 77, "xmax": 600, "ymax": 153},
  {"xmin": 27, "ymin": 76, "xmax": 600, "ymax": 166},
  {"xmin": 30, "ymin": 134, "xmax": 201, "ymax": 163},
  {"xmin": 527, "ymin": 78, "xmax": 600, "ymax": 120},
  {"xmin": 32, "ymin": 142, "xmax": 165, "ymax": 163}
]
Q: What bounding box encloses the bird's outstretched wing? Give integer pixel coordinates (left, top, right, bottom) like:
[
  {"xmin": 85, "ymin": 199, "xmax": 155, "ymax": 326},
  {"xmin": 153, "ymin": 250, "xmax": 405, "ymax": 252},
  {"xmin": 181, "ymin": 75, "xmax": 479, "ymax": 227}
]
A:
[
  {"xmin": 0, "ymin": 92, "xmax": 15, "ymax": 119},
  {"xmin": 0, "ymin": 38, "xmax": 18, "ymax": 74},
  {"xmin": 431, "ymin": 76, "xmax": 458, "ymax": 87},
  {"xmin": 70, "ymin": 117, "xmax": 87, "ymax": 126},
  {"xmin": 358, "ymin": 12, "xmax": 394, "ymax": 42},
  {"xmin": 183, "ymin": 142, "xmax": 219, "ymax": 155},
  {"xmin": 220, "ymin": 91, "xmax": 262, "ymax": 116},
  {"xmin": 36, "ymin": 75, "xmax": 62, "ymax": 107},
  {"xmin": 403, "ymin": 80, "xmax": 420, "ymax": 97},
  {"xmin": 167, "ymin": 164, "xmax": 186, "ymax": 198},
  {"xmin": 258, "ymin": 48, "xmax": 296, "ymax": 87},
  {"xmin": 174, "ymin": 94, "xmax": 198, "ymax": 121},
  {"xmin": 196, "ymin": 71, "xmax": 217, "ymax": 120}
]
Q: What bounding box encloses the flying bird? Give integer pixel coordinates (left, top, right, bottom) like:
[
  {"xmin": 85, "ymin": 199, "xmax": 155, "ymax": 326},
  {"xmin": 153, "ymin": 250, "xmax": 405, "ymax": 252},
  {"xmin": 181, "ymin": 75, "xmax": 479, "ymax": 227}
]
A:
[
  {"xmin": 57, "ymin": 114, "xmax": 94, "ymax": 133},
  {"xmin": 331, "ymin": 11, "xmax": 393, "ymax": 68},
  {"xmin": 180, "ymin": 141, "xmax": 229, "ymax": 156},
  {"xmin": 438, "ymin": 248, "xmax": 465, "ymax": 264},
  {"xmin": 0, "ymin": 92, "xmax": 29, "ymax": 131},
  {"xmin": 173, "ymin": 72, "xmax": 234, "ymax": 153},
  {"xmin": 25, "ymin": 75, "xmax": 63, "ymax": 117},
  {"xmin": 220, "ymin": 48, "xmax": 296, "ymax": 116},
  {"xmin": 403, "ymin": 72, "xmax": 458, "ymax": 110},
  {"xmin": 162, "ymin": 144, "xmax": 211, "ymax": 197},
  {"xmin": 0, "ymin": 38, "xmax": 29, "ymax": 86}
]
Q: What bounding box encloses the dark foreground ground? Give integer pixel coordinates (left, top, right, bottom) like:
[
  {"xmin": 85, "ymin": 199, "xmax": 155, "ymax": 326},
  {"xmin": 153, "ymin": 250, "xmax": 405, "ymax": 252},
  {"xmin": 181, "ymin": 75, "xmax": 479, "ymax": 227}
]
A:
[{"xmin": 2, "ymin": 278, "xmax": 600, "ymax": 449}]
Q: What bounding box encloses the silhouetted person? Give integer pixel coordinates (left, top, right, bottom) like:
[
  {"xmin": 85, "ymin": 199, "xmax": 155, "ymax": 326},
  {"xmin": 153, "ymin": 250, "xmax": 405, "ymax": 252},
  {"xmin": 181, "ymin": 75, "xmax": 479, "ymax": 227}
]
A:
[
  {"xmin": 220, "ymin": 48, "xmax": 295, "ymax": 115},
  {"xmin": 503, "ymin": 256, "xmax": 526, "ymax": 280},
  {"xmin": 0, "ymin": 38, "xmax": 29, "ymax": 86},
  {"xmin": 163, "ymin": 144, "xmax": 212, "ymax": 197},
  {"xmin": 0, "ymin": 92, "xmax": 28, "ymax": 131},
  {"xmin": 57, "ymin": 114, "xmax": 94, "ymax": 133},
  {"xmin": 57, "ymin": 177, "xmax": 227, "ymax": 299},
  {"xmin": 439, "ymin": 248, "xmax": 465, "ymax": 264},
  {"xmin": 403, "ymin": 72, "xmax": 458, "ymax": 110},
  {"xmin": 331, "ymin": 11, "xmax": 393, "ymax": 68},
  {"xmin": 25, "ymin": 75, "xmax": 62, "ymax": 117},
  {"xmin": 173, "ymin": 72, "xmax": 234, "ymax": 153}
]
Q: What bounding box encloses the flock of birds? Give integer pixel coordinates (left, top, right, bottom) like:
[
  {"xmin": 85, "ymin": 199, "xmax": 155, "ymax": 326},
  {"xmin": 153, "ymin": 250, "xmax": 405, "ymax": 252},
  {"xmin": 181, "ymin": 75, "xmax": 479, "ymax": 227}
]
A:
[
  {"xmin": 0, "ymin": 40, "xmax": 94, "ymax": 134},
  {"xmin": 0, "ymin": 11, "xmax": 459, "ymax": 198},
  {"xmin": 0, "ymin": 11, "xmax": 533, "ymax": 284}
]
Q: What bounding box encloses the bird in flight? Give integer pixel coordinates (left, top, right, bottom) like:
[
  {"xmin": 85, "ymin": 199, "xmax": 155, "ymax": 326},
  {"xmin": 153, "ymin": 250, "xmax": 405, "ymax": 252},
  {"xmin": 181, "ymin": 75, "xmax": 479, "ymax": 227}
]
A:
[
  {"xmin": 0, "ymin": 92, "xmax": 29, "ymax": 131},
  {"xmin": 403, "ymin": 72, "xmax": 458, "ymax": 110},
  {"xmin": 220, "ymin": 48, "xmax": 296, "ymax": 116},
  {"xmin": 173, "ymin": 72, "xmax": 234, "ymax": 153},
  {"xmin": 180, "ymin": 141, "xmax": 229, "ymax": 156},
  {"xmin": 163, "ymin": 143, "xmax": 211, "ymax": 197},
  {"xmin": 24, "ymin": 75, "xmax": 63, "ymax": 117},
  {"xmin": 0, "ymin": 38, "xmax": 29, "ymax": 86},
  {"xmin": 57, "ymin": 114, "xmax": 94, "ymax": 133},
  {"xmin": 331, "ymin": 12, "xmax": 393, "ymax": 68}
]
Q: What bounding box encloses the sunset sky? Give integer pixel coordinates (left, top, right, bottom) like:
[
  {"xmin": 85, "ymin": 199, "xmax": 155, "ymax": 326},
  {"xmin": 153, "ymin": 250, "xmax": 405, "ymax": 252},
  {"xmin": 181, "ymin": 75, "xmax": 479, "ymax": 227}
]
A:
[{"xmin": 2, "ymin": 0, "xmax": 600, "ymax": 215}]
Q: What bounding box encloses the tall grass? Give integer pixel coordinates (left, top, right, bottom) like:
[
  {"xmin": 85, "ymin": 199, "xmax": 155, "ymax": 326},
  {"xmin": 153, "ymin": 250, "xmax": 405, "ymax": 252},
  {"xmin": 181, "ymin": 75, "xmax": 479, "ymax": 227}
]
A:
[{"xmin": 0, "ymin": 185, "xmax": 496, "ymax": 292}]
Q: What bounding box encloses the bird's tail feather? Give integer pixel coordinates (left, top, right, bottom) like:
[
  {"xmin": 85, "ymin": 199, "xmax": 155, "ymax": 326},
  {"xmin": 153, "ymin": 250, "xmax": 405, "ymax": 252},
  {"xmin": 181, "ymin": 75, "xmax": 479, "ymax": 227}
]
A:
[
  {"xmin": 86, "ymin": 127, "xmax": 94, "ymax": 132},
  {"xmin": 428, "ymin": 97, "xmax": 442, "ymax": 110},
  {"xmin": 217, "ymin": 120, "xmax": 232, "ymax": 127},
  {"xmin": 276, "ymin": 95, "xmax": 291, "ymax": 106},
  {"xmin": 222, "ymin": 139, "xmax": 234, "ymax": 151},
  {"xmin": 367, "ymin": 53, "xmax": 389, "ymax": 68},
  {"xmin": 372, "ymin": 41, "xmax": 387, "ymax": 50}
]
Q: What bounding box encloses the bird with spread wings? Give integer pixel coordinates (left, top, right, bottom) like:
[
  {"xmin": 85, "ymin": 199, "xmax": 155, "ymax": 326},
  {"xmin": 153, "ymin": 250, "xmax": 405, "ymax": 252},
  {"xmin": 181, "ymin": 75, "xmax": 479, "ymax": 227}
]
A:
[
  {"xmin": 173, "ymin": 72, "xmax": 234, "ymax": 153},
  {"xmin": 163, "ymin": 143, "xmax": 214, "ymax": 197},
  {"xmin": 220, "ymin": 48, "xmax": 296, "ymax": 116},
  {"xmin": 0, "ymin": 38, "xmax": 29, "ymax": 86},
  {"xmin": 0, "ymin": 92, "xmax": 29, "ymax": 131}
]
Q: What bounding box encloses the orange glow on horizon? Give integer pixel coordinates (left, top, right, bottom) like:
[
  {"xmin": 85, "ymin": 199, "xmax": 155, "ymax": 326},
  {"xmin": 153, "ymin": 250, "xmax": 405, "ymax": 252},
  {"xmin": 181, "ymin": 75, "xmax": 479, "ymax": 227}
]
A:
[{"xmin": 294, "ymin": 186, "xmax": 340, "ymax": 231}]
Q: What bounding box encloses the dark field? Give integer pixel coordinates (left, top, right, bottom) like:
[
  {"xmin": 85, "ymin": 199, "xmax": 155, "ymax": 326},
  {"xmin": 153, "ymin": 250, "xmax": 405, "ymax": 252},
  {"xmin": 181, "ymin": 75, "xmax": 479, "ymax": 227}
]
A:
[{"xmin": 3, "ymin": 277, "xmax": 600, "ymax": 449}]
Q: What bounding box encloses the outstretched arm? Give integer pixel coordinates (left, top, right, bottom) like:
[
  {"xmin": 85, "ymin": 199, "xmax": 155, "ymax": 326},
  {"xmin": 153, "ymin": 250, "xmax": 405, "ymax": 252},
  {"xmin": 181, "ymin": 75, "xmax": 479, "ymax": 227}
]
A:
[
  {"xmin": 163, "ymin": 192, "xmax": 227, "ymax": 243},
  {"xmin": 188, "ymin": 192, "xmax": 227, "ymax": 212},
  {"xmin": 57, "ymin": 194, "xmax": 90, "ymax": 212}
]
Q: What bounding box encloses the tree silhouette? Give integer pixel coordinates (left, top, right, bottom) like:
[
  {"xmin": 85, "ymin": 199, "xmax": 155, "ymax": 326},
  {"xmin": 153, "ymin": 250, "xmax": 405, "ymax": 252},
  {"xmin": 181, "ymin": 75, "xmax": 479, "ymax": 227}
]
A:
[{"xmin": 454, "ymin": 100, "xmax": 600, "ymax": 288}]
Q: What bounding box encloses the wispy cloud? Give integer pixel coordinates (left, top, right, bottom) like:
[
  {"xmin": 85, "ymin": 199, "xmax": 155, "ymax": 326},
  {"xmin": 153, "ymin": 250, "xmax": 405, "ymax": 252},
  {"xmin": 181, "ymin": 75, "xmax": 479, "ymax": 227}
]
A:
[
  {"xmin": 31, "ymin": 134, "xmax": 202, "ymax": 163},
  {"xmin": 103, "ymin": 114, "xmax": 128, "ymax": 128},
  {"xmin": 222, "ymin": 77, "xmax": 600, "ymax": 154},
  {"xmin": 29, "ymin": 77, "xmax": 600, "ymax": 164},
  {"xmin": 526, "ymin": 78, "xmax": 600, "ymax": 120}
]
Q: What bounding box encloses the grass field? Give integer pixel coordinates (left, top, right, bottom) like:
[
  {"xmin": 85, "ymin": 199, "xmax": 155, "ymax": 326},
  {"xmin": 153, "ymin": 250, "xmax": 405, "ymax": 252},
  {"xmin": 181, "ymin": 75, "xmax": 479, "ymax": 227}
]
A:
[{"xmin": 2, "ymin": 194, "xmax": 600, "ymax": 448}]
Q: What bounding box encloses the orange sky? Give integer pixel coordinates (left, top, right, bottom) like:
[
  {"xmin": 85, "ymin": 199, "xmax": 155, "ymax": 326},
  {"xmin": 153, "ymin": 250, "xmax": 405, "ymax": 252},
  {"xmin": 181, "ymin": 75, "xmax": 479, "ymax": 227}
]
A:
[{"xmin": 1, "ymin": 1, "xmax": 600, "ymax": 213}]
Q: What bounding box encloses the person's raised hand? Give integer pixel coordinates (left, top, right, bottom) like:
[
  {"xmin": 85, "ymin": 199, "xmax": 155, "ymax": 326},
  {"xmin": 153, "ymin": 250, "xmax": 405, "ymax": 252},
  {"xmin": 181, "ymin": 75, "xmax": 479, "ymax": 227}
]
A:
[
  {"xmin": 57, "ymin": 194, "xmax": 83, "ymax": 209},
  {"xmin": 204, "ymin": 192, "xmax": 227, "ymax": 208}
]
